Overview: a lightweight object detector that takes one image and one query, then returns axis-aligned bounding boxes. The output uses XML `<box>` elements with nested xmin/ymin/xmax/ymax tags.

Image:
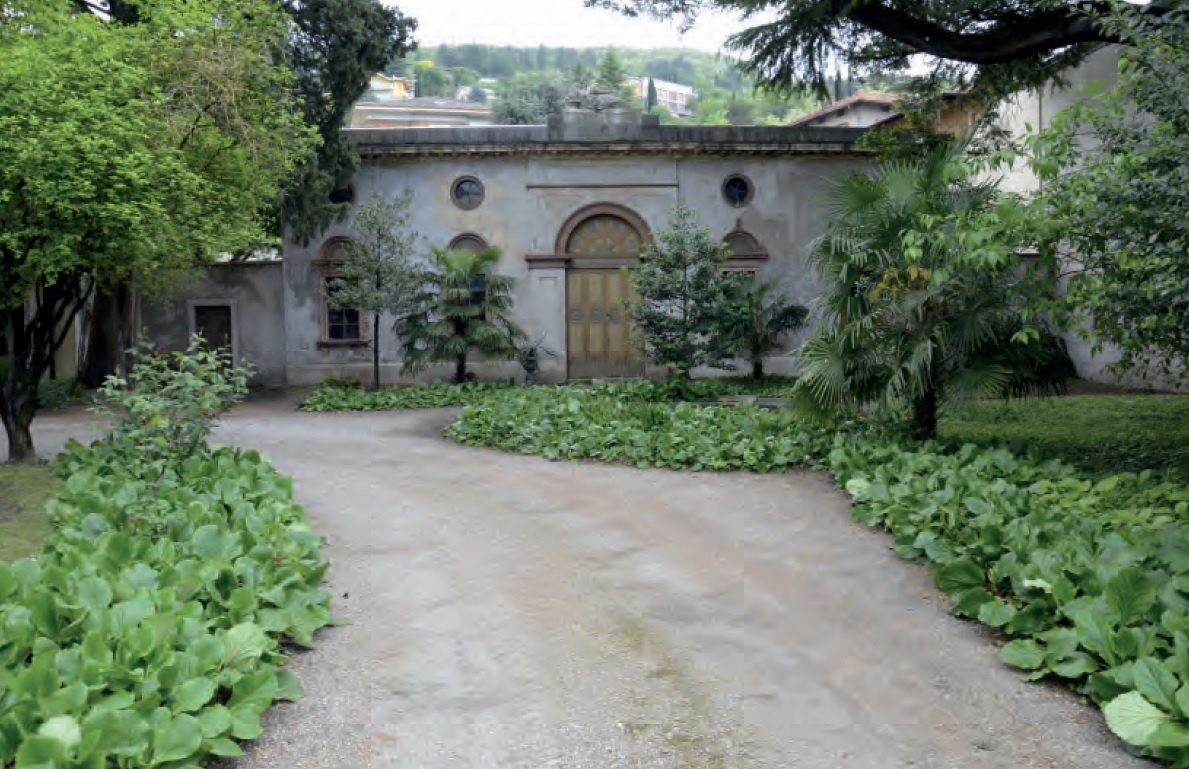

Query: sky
<box><xmin>387</xmin><ymin>0</ymin><xmax>750</xmax><ymax>53</ymax></box>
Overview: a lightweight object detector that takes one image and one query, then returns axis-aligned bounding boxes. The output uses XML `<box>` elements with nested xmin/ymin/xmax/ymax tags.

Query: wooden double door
<box><xmin>566</xmin><ymin>269</ymin><xmax>644</xmax><ymax>380</ymax></box>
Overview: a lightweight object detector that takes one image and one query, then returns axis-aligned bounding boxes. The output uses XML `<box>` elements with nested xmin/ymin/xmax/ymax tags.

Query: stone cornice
<box><xmin>347</xmin><ymin>124</ymin><xmax>872</xmax><ymax>160</ymax></box>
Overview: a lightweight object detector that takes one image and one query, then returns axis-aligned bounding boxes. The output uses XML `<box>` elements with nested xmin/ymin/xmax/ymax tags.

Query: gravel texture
<box><xmin>23</xmin><ymin>399</ymin><xmax>1152</xmax><ymax>769</ymax></box>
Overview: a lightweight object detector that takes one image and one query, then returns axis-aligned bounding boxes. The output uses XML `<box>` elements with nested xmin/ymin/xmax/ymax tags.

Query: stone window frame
<box><xmin>450</xmin><ymin>175</ymin><xmax>485</xmax><ymax>211</ymax></box>
<box><xmin>448</xmin><ymin>232</ymin><xmax>489</xmax><ymax>252</ymax></box>
<box><xmin>314</xmin><ymin>237</ymin><xmax>370</xmax><ymax>348</ymax></box>
<box><xmin>721</xmin><ymin>220</ymin><xmax>769</xmax><ymax>273</ymax></box>
<box><xmin>722</xmin><ymin>173</ymin><xmax>755</xmax><ymax>209</ymax></box>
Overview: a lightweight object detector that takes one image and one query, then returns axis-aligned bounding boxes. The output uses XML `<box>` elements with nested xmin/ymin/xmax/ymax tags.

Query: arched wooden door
<box><xmin>563</xmin><ymin>211</ymin><xmax>647</xmax><ymax>380</ymax></box>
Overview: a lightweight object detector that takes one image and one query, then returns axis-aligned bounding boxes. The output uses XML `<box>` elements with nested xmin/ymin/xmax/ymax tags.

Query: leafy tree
<box><xmin>626</xmin><ymin>204</ymin><xmax>738</xmax><ymax>379</ymax></box>
<box><xmin>327</xmin><ymin>193</ymin><xmax>425</xmax><ymax>391</ymax></box>
<box><xmin>723</xmin><ymin>278</ymin><xmax>808</xmax><ymax>379</ymax></box>
<box><xmin>494</xmin><ymin>72</ymin><xmax>572</xmax><ymax>124</ymax></box>
<box><xmin>278</xmin><ymin>0</ymin><xmax>416</xmax><ymax>245</ymax></box>
<box><xmin>74</xmin><ymin>0</ymin><xmax>415</xmax><ymax>387</ymax></box>
<box><xmin>413</xmin><ymin>60</ymin><xmax>452</xmax><ymax>97</ymax></box>
<box><xmin>468</xmin><ymin>85</ymin><xmax>489</xmax><ymax>103</ymax></box>
<box><xmin>588</xmin><ymin>0</ymin><xmax>1170</xmax><ymax>96</ymax></box>
<box><xmin>0</xmin><ymin>0</ymin><xmax>313</xmax><ymax>463</ymax></box>
<box><xmin>726</xmin><ymin>94</ymin><xmax>755</xmax><ymax>125</ymax></box>
<box><xmin>797</xmin><ymin>141</ymin><xmax>1073</xmax><ymax>440</ymax></box>
<box><xmin>394</xmin><ymin>248</ymin><xmax>526</xmax><ymax>384</ymax></box>
<box><xmin>1028</xmin><ymin>4</ymin><xmax>1189</xmax><ymax>382</ymax></box>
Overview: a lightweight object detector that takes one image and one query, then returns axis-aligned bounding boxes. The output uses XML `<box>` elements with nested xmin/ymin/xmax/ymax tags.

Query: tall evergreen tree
<box><xmin>596</xmin><ymin>47</ymin><xmax>631</xmax><ymax>96</ymax></box>
<box><xmin>280</xmin><ymin>0</ymin><xmax>417</xmax><ymax>246</ymax></box>
<box><xmin>646</xmin><ymin>77</ymin><xmax>659</xmax><ymax>111</ymax></box>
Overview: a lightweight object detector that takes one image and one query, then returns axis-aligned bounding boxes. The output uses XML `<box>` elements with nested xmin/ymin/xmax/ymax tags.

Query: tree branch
<box><xmin>845</xmin><ymin>1</ymin><xmax>1120</xmax><ymax>65</ymax></box>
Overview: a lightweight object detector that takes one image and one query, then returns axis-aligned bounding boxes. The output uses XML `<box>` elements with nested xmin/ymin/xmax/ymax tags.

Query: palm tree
<box><xmin>726</xmin><ymin>278</ymin><xmax>808</xmax><ymax>380</ymax></box>
<box><xmin>796</xmin><ymin>140</ymin><xmax>1073</xmax><ymax>440</ymax></box>
<box><xmin>394</xmin><ymin>248</ymin><xmax>526</xmax><ymax>384</ymax></box>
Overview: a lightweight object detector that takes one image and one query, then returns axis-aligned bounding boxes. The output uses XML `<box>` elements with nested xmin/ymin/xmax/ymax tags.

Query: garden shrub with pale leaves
<box><xmin>0</xmin><ymin>342</ymin><xmax>332</xmax><ymax>768</ymax></box>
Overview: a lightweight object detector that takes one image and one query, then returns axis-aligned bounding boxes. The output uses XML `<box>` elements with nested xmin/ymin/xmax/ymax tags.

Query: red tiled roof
<box><xmin>787</xmin><ymin>91</ymin><xmax>901</xmax><ymax>127</ymax></box>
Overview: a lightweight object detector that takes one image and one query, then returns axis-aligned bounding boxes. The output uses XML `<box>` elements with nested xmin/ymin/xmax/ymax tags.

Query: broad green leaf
<box><xmin>153</xmin><ymin>714</ymin><xmax>203</xmax><ymax>763</ymax></box>
<box><xmin>173</xmin><ymin>678</ymin><xmax>217</xmax><ymax>713</ymax></box>
<box><xmin>76</xmin><ymin>577</ymin><xmax>113</xmax><ymax>612</ymax></box>
<box><xmin>978</xmin><ymin>600</ymin><xmax>1017</xmax><ymax>628</ymax></box>
<box><xmin>230</xmin><ymin>707</ymin><xmax>264</xmax><ymax>740</ymax></box>
<box><xmin>82</xmin><ymin>709</ymin><xmax>149</xmax><ymax>756</ymax></box>
<box><xmin>1148</xmin><ymin>722</ymin><xmax>1189</xmax><ymax>747</ymax></box>
<box><xmin>14</xmin><ymin>736</ymin><xmax>68</xmax><ymax>769</ymax></box>
<box><xmin>1134</xmin><ymin>657</ymin><xmax>1181</xmax><ymax>714</ymax></box>
<box><xmin>38</xmin><ymin>716</ymin><xmax>81</xmax><ymax>749</ymax></box>
<box><xmin>276</xmin><ymin>669</ymin><xmax>304</xmax><ymax>702</ymax></box>
<box><xmin>1105</xmin><ymin>567</ymin><xmax>1157</xmax><ymax>625</ymax></box>
<box><xmin>193</xmin><ymin>525</ymin><xmax>240</xmax><ymax>560</ymax></box>
<box><xmin>208</xmin><ymin>737</ymin><xmax>245</xmax><ymax>757</ymax></box>
<box><xmin>1001</xmin><ymin>640</ymin><xmax>1045</xmax><ymax>670</ymax></box>
<box><xmin>228</xmin><ymin>671</ymin><xmax>280</xmax><ymax>713</ymax></box>
<box><xmin>223</xmin><ymin>623</ymin><xmax>269</xmax><ymax>669</ymax></box>
<box><xmin>935</xmin><ymin>559</ymin><xmax>983</xmax><ymax>596</ymax></box>
<box><xmin>1104</xmin><ymin>691</ymin><xmax>1172</xmax><ymax>746</ymax></box>
<box><xmin>197</xmin><ymin>706</ymin><xmax>232</xmax><ymax>739</ymax></box>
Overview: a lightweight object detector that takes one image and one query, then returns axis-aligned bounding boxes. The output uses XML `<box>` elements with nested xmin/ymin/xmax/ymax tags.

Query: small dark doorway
<box><xmin>194</xmin><ymin>304</ymin><xmax>233</xmax><ymax>357</ymax></box>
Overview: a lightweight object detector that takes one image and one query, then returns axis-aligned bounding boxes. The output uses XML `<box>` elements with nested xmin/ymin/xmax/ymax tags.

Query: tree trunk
<box><xmin>911</xmin><ymin>376</ymin><xmax>939</xmax><ymax>441</ymax></box>
<box><xmin>1</xmin><ymin>407</ymin><xmax>35</xmax><ymax>464</ymax></box>
<box><xmin>454</xmin><ymin>353</ymin><xmax>467</xmax><ymax>385</ymax></box>
<box><xmin>371</xmin><ymin>314</ymin><xmax>381</xmax><ymax>391</ymax></box>
<box><xmin>751</xmin><ymin>358</ymin><xmax>764</xmax><ymax>380</ymax></box>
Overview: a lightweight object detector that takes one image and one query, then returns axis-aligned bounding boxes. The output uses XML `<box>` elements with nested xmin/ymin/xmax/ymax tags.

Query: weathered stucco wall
<box><xmin>141</xmin><ymin>263</ymin><xmax>286</xmax><ymax>387</ymax></box>
<box><xmin>283</xmin><ymin>144</ymin><xmax>867</xmax><ymax>384</ymax></box>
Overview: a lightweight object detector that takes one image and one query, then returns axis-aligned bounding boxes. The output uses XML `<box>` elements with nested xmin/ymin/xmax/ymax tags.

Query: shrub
<box><xmin>0</xmin><ymin>345</ymin><xmax>331</xmax><ymax>767</ymax></box>
<box><xmin>299</xmin><ymin>381</ymin><xmax>515</xmax><ymax>412</ymax></box>
<box><xmin>447</xmin><ymin>385</ymin><xmax>837</xmax><ymax>471</ymax></box>
<box><xmin>35</xmin><ymin>379</ymin><xmax>82</xmax><ymax>411</ymax></box>
<box><xmin>92</xmin><ymin>339</ymin><xmax>249</xmax><ymax>470</ymax></box>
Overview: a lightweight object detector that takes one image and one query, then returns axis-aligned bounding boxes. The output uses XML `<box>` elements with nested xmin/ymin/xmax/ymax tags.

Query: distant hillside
<box><xmin>383</xmin><ymin>44</ymin><xmax>828</xmax><ymax>126</ymax></box>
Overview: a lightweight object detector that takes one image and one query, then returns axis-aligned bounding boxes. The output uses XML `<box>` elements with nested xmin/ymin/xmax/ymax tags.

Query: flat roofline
<box><xmin>347</xmin><ymin>124</ymin><xmax>870</xmax><ymax>158</ymax></box>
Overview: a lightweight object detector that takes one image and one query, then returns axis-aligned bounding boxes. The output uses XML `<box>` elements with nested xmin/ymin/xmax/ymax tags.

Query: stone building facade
<box><xmin>278</xmin><ymin>111</ymin><xmax>867</xmax><ymax>384</ymax></box>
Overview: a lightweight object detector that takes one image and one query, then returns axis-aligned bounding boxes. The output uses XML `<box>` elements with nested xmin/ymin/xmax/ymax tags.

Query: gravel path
<box><xmin>25</xmin><ymin>402</ymin><xmax>1149</xmax><ymax>768</ymax></box>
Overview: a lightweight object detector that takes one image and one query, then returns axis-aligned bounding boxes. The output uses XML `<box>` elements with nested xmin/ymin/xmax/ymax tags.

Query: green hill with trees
<box><xmin>383</xmin><ymin>44</ymin><xmax>840</xmax><ymax>126</ymax></box>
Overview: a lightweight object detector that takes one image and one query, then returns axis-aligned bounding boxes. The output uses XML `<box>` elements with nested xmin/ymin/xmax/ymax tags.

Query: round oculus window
<box><xmin>722</xmin><ymin>175</ymin><xmax>753</xmax><ymax>208</ymax></box>
<box><xmin>451</xmin><ymin>176</ymin><xmax>484</xmax><ymax>210</ymax></box>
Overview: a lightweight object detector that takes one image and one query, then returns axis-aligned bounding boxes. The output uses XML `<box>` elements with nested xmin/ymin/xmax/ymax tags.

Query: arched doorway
<box><xmin>558</xmin><ymin>205</ymin><xmax>649</xmax><ymax>379</ymax></box>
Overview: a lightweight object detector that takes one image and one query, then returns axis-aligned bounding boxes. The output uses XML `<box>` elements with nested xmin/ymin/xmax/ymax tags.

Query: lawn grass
<box><xmin>940</xmin><ymin>393</ymin><xmax>1189</xmax><ymax>477</ymax></box>
<box><xmin>0</xmin><ymin>463</ymin><xmax>57</xmax><ymax>562</ymax></box>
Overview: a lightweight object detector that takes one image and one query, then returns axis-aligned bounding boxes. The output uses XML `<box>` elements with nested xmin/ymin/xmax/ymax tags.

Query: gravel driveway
<box><xmin>25</xmin><ymin>401</ymin><xmax>1148</xmax><ymax>769</ymax></box>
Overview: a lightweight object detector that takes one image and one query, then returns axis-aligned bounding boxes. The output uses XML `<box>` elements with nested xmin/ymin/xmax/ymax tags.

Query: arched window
<box><xmin>315</xmin><ymin>238</ymin><xmax>363</xmax><ymax>344</ymax></box>
<box><xmin>721</xmin><ymin>223</ymin><xmax>769</xmax><ymax>275</ymax></box>
<box><xmin>565</xmin><ymin>215</ymin><xmax>644</xmax><ymax>258</ymax></box>
<box><xmin>449</xmin><ymin>233</ymin><xmax>488</xmax><ymax>253</ymax></box>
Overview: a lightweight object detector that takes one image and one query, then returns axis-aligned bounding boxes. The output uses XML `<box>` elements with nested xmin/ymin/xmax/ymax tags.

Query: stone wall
<box><xmin>284</xmin><ymin>143</ymin><xmax>868</xmax><ymax>384</ymax></box>
<box><xmin>140</xmin><ymin>262</ymin><xmax>286</xmax><ymax>387</ymax></box>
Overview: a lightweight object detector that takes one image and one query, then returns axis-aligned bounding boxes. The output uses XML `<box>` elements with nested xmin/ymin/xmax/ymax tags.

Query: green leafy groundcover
<box><xmin>299</xmin><ymin>377</ymin><xmax>798</xmax><ymax>414</ymax></box>
<box><xmin>0</xmin><ymin>439</ymin><xmax>333</xmax><ymax>768</ymax></box>
<box><xmin>298</xmin><ymin>381</ymin><xmax>514</xmax><ymax>411</ymax></box>
<box><xmin>450</xmin><ymin>386</ymin><xmax>1189</xmax><ymax>766</ymax></box>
